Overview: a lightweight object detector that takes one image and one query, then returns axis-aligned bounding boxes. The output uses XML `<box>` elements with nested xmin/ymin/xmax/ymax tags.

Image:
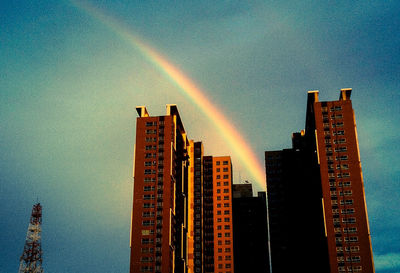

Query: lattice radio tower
<box><xmin>18</xmin><ymin>203</ymin><xmax>43</xmax><ymax>273</ymax></box>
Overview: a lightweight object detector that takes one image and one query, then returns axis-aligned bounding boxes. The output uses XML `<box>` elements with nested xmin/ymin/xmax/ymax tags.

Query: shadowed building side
<box><xmin>265</xmin><ymin>89</ymin><xmax>375</xmax><ymax>273</ymax></box>
<box><xmin>232</xmin><ymin>184</ymin><xmax>269</xmax><ymax>273</ymax></box>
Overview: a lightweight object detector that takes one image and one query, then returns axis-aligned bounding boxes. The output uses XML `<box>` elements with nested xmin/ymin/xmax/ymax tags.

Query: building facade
<box><xmin>265</xmin><ymin>89</ymin><xmax>374</xmax><ymax>273</ymax></box>
<box><xmin>312</xmin><ymin>89</ymin><xmax>375</xmax><ymax>273</ymax></box>
<box><xmin>193</xmin><ymin>142</ymin><xmax>204</xmax><ymax>273</ymax></box>
<box><xmin>203</xmin><ymin>156</ymin><xmax>215</xmax><ymax>273</ymax></box>
<box><xmin>130</xmin><ymin>105</ymin><xmax>190</xmax><ymax>273</ymax></box>
<box><xmin>232</xmin><ymin>184</ymin><xmax>269</xmax><ymax>273</ymax></box>
<box><xmin>211</xmin><ymin>156</ymin><xmax>234</xmax><ymax>273</ymax></box>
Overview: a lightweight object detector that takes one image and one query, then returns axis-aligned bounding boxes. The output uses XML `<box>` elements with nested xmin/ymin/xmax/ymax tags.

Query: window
<box><xmin>336</xmin><ymin>164</ymin><xmax>349</xmax><ymax>170</ymax></box>
<box><xmin>143</xmin><ymin>186</ymin><xmax>155</xmax><ymax>192</ymax></box>
<box><xmin>343</xmin><ymin>227</ymin><xmax>357</xmax><ymax>234</ymax></box>
<box><xmin>140</xmin><ymin>256</ymin><xmax>154</xmax><ymax>262</ymax></box>
<box><xmin>337</xmin><ymin>173</ymin><xmax>350</xmax><ymax>178</ymax></box>
<box><xmin>144</xmin><ymin>177</ymin><xmax>156</xmax><ymax>183</ymax></box>
<box><xmin>224</xmin><ymin>196</ymin><xmax>229</xmax><ymax>200</ymax></box>
<box><xmin>140</xmin><ymin>266</ymin><xmax>153</xmax><ymax>272</ymax></box>
<box><xmin>224</xmin><ymin>225</ymin><xmax>230</xmax><ymax>229</ymax></box>
<box><xmin>216</xmin><ymin>175</ymin><xmax>221</xmax><ymax>179</ymax></box>
<box><xmin>141</xmin><ymin>247</ymin><xmax>154</xmax><ymax>253</ymax></box>
<box><xmin>142</xmin><ymin>220</ymin><xmax>154</xmax><ymax>226</ymax></box>
<box><xmin>334</xmin><ymin>146</ymin><xmax>347</xmax><ymax>152</ymax></box>
<box><xmin>146</xmin><ymin>121</ymin><xmax>157</xmax><ymax>126</ymax></box>
<box><xmin>225</xmin><ymin>248</ymin><xmax>231</xmax><ymax>252</ymax></box>
<box><xmin>224</xmin><ymin>203</ymin><xmax>230</xmax><ymax>207</ymax></box>
<box><xmin>216</xmin><ymin>161</ymin><xmax>220</xmax><ymax>165</ymax></box>
<box><xmin>342</xmin><ymin>190</ymin><xmax>352</xmax><ymax>196</ymax></box>
<box><xmin>223</xmin><ymin>168</ymin><xmax>228</xmax><ymax>172</ymax></box>
<box><xmin>224</xmin><ymin>210</ymin><xmax>230</xmax><ymax>215</ymax></box>
<box><xmin>224</xmin><ymin>181</ymin><xmax>229</xmax><ymax>186</ymax></box>
<box><xmin>225</xmin><ymin>255</ymin><xmax>231</xmax><ymax>261</ymax></box>
<box><xmin>145</xmin><ymin>153</ymin><xmax>154</xmax><ymax>158</ymax></box>
<box><xmin>336</xmin><ymin>155</ymin><xmax>348</xmax><ymax>161</ymax></box>
<box><xmin>223</xmin><ymin>161</ymin><xmax>229</xmax><ymax>165</ymax></box>
<box><xmin>145</xmin><ymin>169</ymin><xmax>156</xmax><ymax>174</ymax></box>
<box><xmin>333</xmin><ymin>130</ymin><xmax>345</xmax><ymax>136</ymax></box>
<box><xmin>225</xmin><ymin>232</ymin><xmax>231</xmax><ymax>237</ymax></box>
<box><xmin>223</xmin><ymin>189</ymin><xmax>229</xmax><ymax>193</ymax></box>
<box><xmin>344</xmin><ymin>236</ymin><xmax>358</xmax><ymax>243</ymax></box>
<box><xmin>331</xmin><ymin>114</ymin><xmax>343</xmax><ymax>119</ymax></box>
<box><xmin>340</xmin><ymin>199</ymin><xmax>353</xmax><ymax>205</ymax></box>
<box><xmin>342</xmin><ymin>218</ymin><xmax>356</xmax><ymax>224</ymax></box>
<box><xmin>338</xmin><ymin>181</ymin><xmax>351</xmax><ymax>187</ymax></box>
<box><xmin>224</xmin><ymin>217</ymin><xmax>230</xmax><ymax>222</ymax></box>
<box><xmin>334</xmin><ymin>138</ymin><xmax>346</xmax><ymax>144</ymax></box>
<box><xmin>143</xmin><ymin>195</ymin><xmax>155</xmax><ymax>200</ymax></box>
<box><xmin>223</xmin><ymin>175</ymin><xmax>229</xmax><ymax>179</ymax></box>
<box><xmin>217</xmin><ymin>211</ymin><xmax>222</xmax><ymax>215</ymax></box>
<box><xmin>217</xmin><ymin>225</ymin><xmax>222</xmax><ymax>230</ymax></box>
<box><xmin>217</xmin><ymin>189</ymin><xmax>221</xmax><ymax>193</ymax></box>
<box><xmin>143</xmin><ymin>203</ymin><xmax>154</xmax><ymax>208</ymax></box>
<box><xmin>341</xmin><ymin>208</ymin><xmax>355</xmax><ymax>214</ymax></box>
<box><xmin>217</xmin><ymin>168</ymin><xmax>220</xmax><ymax>172</ymax></box>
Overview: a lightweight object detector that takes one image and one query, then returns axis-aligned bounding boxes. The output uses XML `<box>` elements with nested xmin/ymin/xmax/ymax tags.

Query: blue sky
<box><xmin>1</xmin><ymin>1</ymin><xmax>399</xmax><ymax>272</ymax></box>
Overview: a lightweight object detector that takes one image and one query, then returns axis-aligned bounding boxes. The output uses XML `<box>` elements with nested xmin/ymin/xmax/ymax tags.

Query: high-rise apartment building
<box><xmin>232</xmin><ymin>184</ymin><xmax>269</xmax><ymax>273</ymax></box>
<box><xmin>193</xmin><ymin>142</ymin><xmax>204</xmax><ymax>273</ymax></box>
<box><xmin>265</xmin><ymin>89</ymin><xmax>375</xmax><ymax>273</ymax></box>
<box><xmin>211</xmin><ymin>156</ymin><xmax>234</xmax><ymax>273</ymax></box>
<box><xmin>203</xmin><ymin>156</ymin><xmax>215</xmax><ymax>273</ymax></box>
<box><xmin>130</xmin><ymin>105</ymin><xmax>190</xmax><ymax>273</ymax></box>
<box><xmin>312</xmin><ymin>89</ymin><xmax>375</xmax><ymax>273</ymax></box>
<box><xmin>187</xmin><ymin>140</ymin><xmax>195</xmax><ymax>273</ymax></box>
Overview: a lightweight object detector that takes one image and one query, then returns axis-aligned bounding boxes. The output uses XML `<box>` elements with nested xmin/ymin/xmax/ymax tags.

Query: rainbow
<box><xmin>68</xmin><ymin>0</ymin><xmax>266</xmax><ymax>190</ymax></box>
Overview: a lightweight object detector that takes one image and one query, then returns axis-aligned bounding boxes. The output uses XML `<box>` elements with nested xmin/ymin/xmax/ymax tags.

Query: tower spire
<box><xmin>18</xmin><ymin>203</ymin><xmax>43</xmax><ymax>273</ymax></box>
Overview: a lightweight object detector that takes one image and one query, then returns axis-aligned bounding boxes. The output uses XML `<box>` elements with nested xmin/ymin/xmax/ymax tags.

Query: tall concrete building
<box><xmin>232</xmin><ymin>184</ymin><xmax>269</xmax><ymax>273</ymax></box>
<box><xmin>211</xmin><ymin>156</ymin><xmax>234</xmax><ymax>273</ymax></box>
<box><xmin>265</xmin><ymin>89</ymin><xmax>375</xmax><ymax>273</ymax></box>
<box><xmin>130</xmin><ymin>105</ymin><xmax>190</xmax><ymax>273</ymax></box>
<box><xmin>192</xmin><ymin>142</ymin><xmax>204</xmax><ymax>273</ymax></box>
<box><xmin>203</xmin><ymin>156</ymin><xmax>215</xmax><ymax>273</ymax></box>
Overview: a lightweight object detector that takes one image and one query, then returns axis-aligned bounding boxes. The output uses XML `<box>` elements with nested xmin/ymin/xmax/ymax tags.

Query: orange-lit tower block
<box><xmin>212</xmin><ymin>156</ymin><xmax>234</xmax><ymax>273</ymax></box>
<box><xmin>187</xmin><ymin>140</ymin><xmax>195</xmax><ymax>273</ymax></box>
<box><xmin>311</xmin><ymin>89</ymin><xmax>375</xmax><ymax>273</ymax></box>
<box><xmin>130</xmin><ymin>105</ymin><xmax>190</xmax><ymax>273</ymax></box>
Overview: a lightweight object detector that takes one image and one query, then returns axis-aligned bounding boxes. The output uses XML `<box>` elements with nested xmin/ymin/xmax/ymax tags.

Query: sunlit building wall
<box><xmin>311</xmin><ymin>89</ymin><xmax>375</xmax><ymax>273</ymax></box>
<box><xmin>265</xmin><ymin>89</ymin><xmax>375</xmax><ymax>273</ymax></box>
<box><xmin>187</xmin><ymin>140</ymin><xmax>195</xmax><ymax>273</ymax></box>
<box><xmin>212</xmin><ymin>156</ymin><xmax>234</xmax><ymax>273</ymax></box>
<box><xmin>130</xmin><ymin>105</ymin><xmax>189</xmax><ymax>273</ymax></box>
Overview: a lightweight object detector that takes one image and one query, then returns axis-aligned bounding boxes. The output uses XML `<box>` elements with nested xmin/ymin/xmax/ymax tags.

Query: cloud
<box><xmin>374</xmin><ymin>252</ymin><xmax>400</xmax><ymax>272</ymax></box>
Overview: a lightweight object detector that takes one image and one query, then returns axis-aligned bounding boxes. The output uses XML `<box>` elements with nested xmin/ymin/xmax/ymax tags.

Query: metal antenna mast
<box><xmin>18</xmin><ymin>203</ymin><xmax>43</xmax><ymax>273</ymax></box>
